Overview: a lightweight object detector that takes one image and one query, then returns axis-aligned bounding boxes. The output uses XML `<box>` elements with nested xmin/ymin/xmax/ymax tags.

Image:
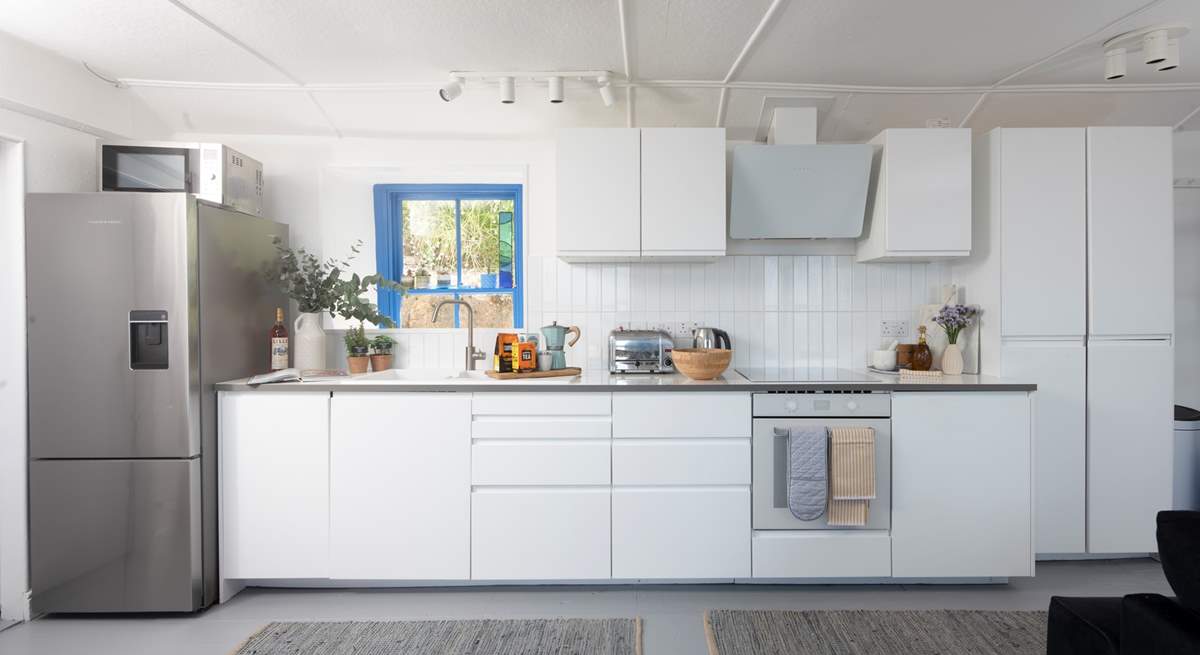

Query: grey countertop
<box><xmin>215</xmin><ymin>368</ymin><xmax>1036</xmax><ymax>393</ymax></box>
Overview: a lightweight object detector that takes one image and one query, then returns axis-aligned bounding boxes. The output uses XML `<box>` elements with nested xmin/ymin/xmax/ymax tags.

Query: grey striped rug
<box><xmin>704</xmin><ymin>609</ymin><xmax>1047</xmax><ymax>655</ymax></box>
<box><xmin>233</xmin><ymin>618</ymin><xmax>642</xmax><ymax>655</ymax></box>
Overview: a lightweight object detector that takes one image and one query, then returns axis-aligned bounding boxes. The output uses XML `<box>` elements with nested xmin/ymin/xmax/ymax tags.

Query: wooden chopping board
<box><xmin>484</xmin><ymin>367</ymin><xmax>582</xmax><ymax>380</ymax></box>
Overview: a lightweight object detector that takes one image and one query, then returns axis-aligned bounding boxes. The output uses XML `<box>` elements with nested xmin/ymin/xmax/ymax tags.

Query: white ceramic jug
<box><xmin>293</xmin><ymin>312</ymin><xmax>326</xmax><ymax>371</ymax></box>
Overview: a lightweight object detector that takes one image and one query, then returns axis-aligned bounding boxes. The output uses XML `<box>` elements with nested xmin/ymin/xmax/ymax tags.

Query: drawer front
<box><xmin>472</xmin><ymin>393</ymin><xmax>611</xmax><ymax>417</ymax></box>
<box><xmin>471</xmin><ymin>417</ymin><xmax>612</xmax><ymax>440</ymax></box>
<box><xmin>612</xmin><ymin>439</ymin><xmax>749</xmax><ymax>485</ymax></box>
<box><xmin>472</xmin><ymin>440</ymin><xmax>610</xmax><ymax>486</ymax></box>
<box><xmin>472</xmin><ymin>488</ymin><xmax>611</xmax><ymax>580</ymax></box>
<box><xmin>752</xmin><ymin>532</ymin><xmax>891</xmax><ymax>578</ymax></box>
<box><xmin>613</xmin><ymin>393</ymin><xmax>750</xmax><ymax>438</ymax></box>
<box><xmin>612</xmin><ymin>487</ymin><xmax>750</xmax><ymax>579</ymax></box>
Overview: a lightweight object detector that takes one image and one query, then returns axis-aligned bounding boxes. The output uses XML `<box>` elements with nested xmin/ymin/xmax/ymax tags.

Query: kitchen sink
<box><xmin>344</xmin><ymin>368</ymin><xmax>488</xmax><ymax>383</ymax></box>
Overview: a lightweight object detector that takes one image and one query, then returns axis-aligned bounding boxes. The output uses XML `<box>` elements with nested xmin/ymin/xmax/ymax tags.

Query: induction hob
<box><xmin>734</xmin><ymin>367</ymin><xmax>884</xmax><ymax>383</ymax></box>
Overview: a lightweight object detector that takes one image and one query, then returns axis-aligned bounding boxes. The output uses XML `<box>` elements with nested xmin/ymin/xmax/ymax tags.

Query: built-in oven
<box><xmin>99</xmin><ymin>141</ymin><xmax>264</xmax><ymax>215</ymax></box>
<box><xmin>751</xmin><ymin>391</ymin><xmax>891</xmax><ymax>530</ymax></box>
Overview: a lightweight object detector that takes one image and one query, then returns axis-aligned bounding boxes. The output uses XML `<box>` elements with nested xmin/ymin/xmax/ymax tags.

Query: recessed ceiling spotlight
<box><xmin>1104</xmin><ymin>47</ymin><xmax>1127</xmax><ymax>80</ymax></box>
<box><xmin>439</xmin><ymin>76</ymin><xmax>464</xmax><ymax>102</ymax></box>
<box><xmin>1143</xmin><ymin>29</ymin><xmax>1169</xmax><ymax>64</ymax></box>
<box><xmin>499</xmin><ymin>76</ymin><xmax>515</xmax><ymax>104</ymax></box>
<box><xmin>1159</xmin><ymin>39</ymin><xmax>1180</xmax><ymax>71</ymax></box>
<box><xmin>548</xmin><ymin>76</ymin><xmax>564</xmax><ymax>103</ymax></box>
<box><xmin>596</xmin><ymin>74</ymin><xmax>615</xmax><ymax>107</ymax></box>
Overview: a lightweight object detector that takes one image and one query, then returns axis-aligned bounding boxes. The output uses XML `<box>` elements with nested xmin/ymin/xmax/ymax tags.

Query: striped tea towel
<box><xmin>828</xmin><ymin>426</ymin><xmax>875</xmax><ymax>526</ymax></box>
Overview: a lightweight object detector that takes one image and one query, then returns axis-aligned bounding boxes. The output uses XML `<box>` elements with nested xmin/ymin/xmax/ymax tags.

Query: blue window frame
<box><xmin>373</xmin><ymin>183</ymin><xmax>523</xmax><ymax>328</ymax></box>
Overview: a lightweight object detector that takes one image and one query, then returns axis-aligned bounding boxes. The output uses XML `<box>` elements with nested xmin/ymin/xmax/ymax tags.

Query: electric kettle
<box><xmin>692</xmin><ymin>327</ymin><xmax>731</xmax><ymax>350</ymax></box>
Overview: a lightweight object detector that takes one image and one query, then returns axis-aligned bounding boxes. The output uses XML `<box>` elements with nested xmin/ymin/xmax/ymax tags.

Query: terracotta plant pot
<box><xmin>369</xmin><ymin>354</ymin><xmax>393</xmax><ymax>371</ymax></box>
<box><xmin>347</xmin><ymin>355</ymin><xmax>370</xmax><ymax>374</ymax></box>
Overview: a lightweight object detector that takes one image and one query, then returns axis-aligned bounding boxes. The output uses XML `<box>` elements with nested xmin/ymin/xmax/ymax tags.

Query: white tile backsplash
<box><xmin>329</xmin><ymin>255</ymin><xmax>954</xmax><ymax>371</ymax></box>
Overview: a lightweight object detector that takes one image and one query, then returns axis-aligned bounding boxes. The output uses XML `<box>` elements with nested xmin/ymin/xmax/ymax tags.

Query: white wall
<box><xmin>1175</xmin><ymin>132</ymin><xmax>1200</xmax><ymax>410</ymax></box>
<box><xmin>0</xmin><ymin>138</ymin><xmax>27</xmax><ymax>622</ymax></box>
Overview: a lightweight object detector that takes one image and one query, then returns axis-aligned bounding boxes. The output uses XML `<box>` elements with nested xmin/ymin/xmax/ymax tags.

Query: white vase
<box><xmin>941</xmin><ymin>343</ymin><xmax>964</xmax><ymax>375</ymax></box>
<box><xmin>293</xmin><ymin>312</ymin><xmax>325</xmax><ymax>371</ymax></box>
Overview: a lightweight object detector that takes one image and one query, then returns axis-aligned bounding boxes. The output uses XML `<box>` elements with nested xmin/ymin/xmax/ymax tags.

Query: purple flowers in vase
<box><xmin>931</xmin><ymin>304</ymin><xmax>979</xmax><ymax>344</ymax></box>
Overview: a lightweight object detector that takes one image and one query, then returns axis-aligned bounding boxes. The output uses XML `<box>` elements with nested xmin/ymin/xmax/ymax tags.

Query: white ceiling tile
<box><xmin>633</xmin><ymin>87</ymin><xmax>722</xmax><ymax>127</ymax></box>
<box><xmin>966</xmin><ymin>91</ymin><xmax>1200</xmax><ymax>131</ymax></box>
<box><xmin>823</xmin><ymin>93</ymin><xmax>984</xmax><ymax>141</ymax></box>
<box><xmin>738</xmin><ymin>0</ymin><xmax>1149</xmax><ymax>86</ymax></box>
<box><xmin>0</xmin><ymin>0</ymin><xmax>290</xmax><ymax>82</ymax></box>
<box><xmin>631</xmin><ymin>0</ymin><xmax>774</xmax><ymax>79</ymax></box>
<box><xmin>128</xmin><ymin>87</ymin><xmax>335</xmax><ymax>135</ymax></box>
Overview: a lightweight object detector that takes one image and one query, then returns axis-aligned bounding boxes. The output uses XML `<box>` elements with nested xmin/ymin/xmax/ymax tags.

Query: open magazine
<box><xmin>246</xmin><ymin>368</ymin><xmax>350</xmax><ymax>385</ymax></box>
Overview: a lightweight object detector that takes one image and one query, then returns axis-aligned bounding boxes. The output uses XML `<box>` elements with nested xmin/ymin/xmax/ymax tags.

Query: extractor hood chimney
<box><xmin>730</xmin><ymin>107</ymin><xmax>873</xmax><ymax>239</ymax></box>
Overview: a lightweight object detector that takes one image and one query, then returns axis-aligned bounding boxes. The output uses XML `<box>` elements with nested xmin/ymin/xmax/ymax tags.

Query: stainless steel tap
<box><xmin>433</xmin><ymin>299</ymin><xmax>487</xmax><ymax>371</ymax></box>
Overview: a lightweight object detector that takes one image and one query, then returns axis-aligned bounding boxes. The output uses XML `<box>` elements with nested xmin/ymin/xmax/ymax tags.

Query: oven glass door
<box><xmin>102</xmin><ymin>146</ymin><xmax>191</xmax><ymax>193</ymax></box>
<box><xmin>752</xmin><ymin>417</ymin><xmax>891</xmax><ymax>530</ymax></box>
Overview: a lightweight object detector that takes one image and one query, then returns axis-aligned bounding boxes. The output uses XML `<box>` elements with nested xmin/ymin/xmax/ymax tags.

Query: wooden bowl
<box><xmin>671</xmin><ymin>348</ymin><xmax>733</xmax><ymax>380</ymax></box>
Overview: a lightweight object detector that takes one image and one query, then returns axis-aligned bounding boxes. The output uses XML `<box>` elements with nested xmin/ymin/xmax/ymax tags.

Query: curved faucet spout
<box><xmin>433</xmin><ymin>300</ymin><xmax>486</xmax><ymax>371</ymax></box>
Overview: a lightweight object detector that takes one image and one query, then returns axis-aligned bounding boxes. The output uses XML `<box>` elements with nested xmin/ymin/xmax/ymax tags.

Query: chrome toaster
<box><xmin>609</xmin><ymin>328</ymin><xmax>674</xmax><ymax>373</ymax></box>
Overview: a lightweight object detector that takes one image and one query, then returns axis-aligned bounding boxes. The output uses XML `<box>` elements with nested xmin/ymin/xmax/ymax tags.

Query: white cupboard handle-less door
<box><xmin>329</xmin><ymin>393</ymin><xmax>471</xmax><ymax>580</ymax></box>
<box><xmin>556</xmin><ymin>129</ymin><xmax>641</xmax><ymax>257</ymax></box>
<box><xmin>640</xmin><ymin>128</ymin><xmax>727</xmax><ymax>257</ymax></box>
<box><xmin>472</xmin><ymin>487</ymin><xmax>611</xmax><ymax>580</ymax></box>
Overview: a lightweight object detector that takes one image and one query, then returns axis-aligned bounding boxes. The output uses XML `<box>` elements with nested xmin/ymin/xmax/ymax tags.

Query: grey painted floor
<box><xmin>0</xmin><ymin>559</ymin><xmax>1173</xmax><ymax>655</ymax></box>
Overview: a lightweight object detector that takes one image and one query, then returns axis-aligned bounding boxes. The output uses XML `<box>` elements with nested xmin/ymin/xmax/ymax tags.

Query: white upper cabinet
<box><xmin>997</xmin><ymin>128</ymin><xmax>1087</xmax><ymax>338</ymax></box>
<box><xmin>556</xmin><ymin>128</ymin><xmax>641</xmax><ymax>258</ymax></box>
<box><xmin>856</xmin><ymin>128</ymin><xmax>972</xmax><ymax>263</ymax></box>
<box><xmin>1087</xmin><ymin>127</ymin><xmax>1174</xmax><ymax>337</ymax></box>
<box><xmin>640</xmin><ymin>128</ymin><xmax>727</xmax><ymax>257</ymax></box>
<box><xmin>557</xmin><ymin>128</ymin><xmax>726</xmax><ymax>260</ymax></box>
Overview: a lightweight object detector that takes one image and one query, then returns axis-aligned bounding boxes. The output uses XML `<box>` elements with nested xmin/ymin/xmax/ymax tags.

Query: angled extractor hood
<box><xmin>729</xmin><ymin>143</ymin><xmax>875</xmax><ymax>239</ymax></box>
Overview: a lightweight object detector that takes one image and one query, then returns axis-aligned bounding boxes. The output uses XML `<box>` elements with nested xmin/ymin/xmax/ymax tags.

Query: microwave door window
<box><xmin>115</xmin><ymin>152</ymin><xmax>187</xmax><ymax>191</ymax></box>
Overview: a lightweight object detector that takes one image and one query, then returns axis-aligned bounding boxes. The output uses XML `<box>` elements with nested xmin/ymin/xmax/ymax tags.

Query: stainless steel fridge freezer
<box><xmin>25</xmin><ymin>192</ymin><xmax>287</xmax><ymax>613</ymax></box>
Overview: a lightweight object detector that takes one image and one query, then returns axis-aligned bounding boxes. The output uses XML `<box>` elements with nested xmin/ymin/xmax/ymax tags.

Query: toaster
<box><xmin>609</xmin><ymin>328</ymin><xmax>674</xmax><ymax>373</ymax></box>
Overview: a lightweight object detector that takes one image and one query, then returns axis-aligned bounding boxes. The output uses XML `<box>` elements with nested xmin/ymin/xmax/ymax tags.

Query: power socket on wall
<box><xmin>880</xmin><ymin>320</ymin><xmax>909</xmax><ymax>339</ymax></box>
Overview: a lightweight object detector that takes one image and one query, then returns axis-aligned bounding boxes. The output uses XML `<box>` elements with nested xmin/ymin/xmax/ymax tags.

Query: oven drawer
<box><xmin>752</xmin><ymin>531</ymin><xmax>891</xmax><ymax>578</ymax></box>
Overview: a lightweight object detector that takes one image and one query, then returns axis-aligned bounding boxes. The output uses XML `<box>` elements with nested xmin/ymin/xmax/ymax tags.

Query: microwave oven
<box><xmin>99</xmin><ymin>141</ymin><xmax>264</xmax><ymax>215</ymax></box>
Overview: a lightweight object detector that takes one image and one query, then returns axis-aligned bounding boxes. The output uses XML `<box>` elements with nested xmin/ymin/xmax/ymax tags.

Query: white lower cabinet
<box><xmin>329</xmin><ymin>393</ymin><xmax>471</xmax><ymax>580</ymax></box>
<box><xmin>891</xmin><ymin>392</ymin><xmax>1034</xmax><ymax>578</ymax></box>
<box><xmin>753</xmin><ymin>532</ymin><xmax>891</xmax><ymax>579</ymax></box>
<box><xmin>220</xmin><ymin>392</ymin><xmax>330</xmax><ymax>579</ymax></box>
<box><xmin>472</xmin><ymin>488</ymin><xmax>611</xmax><ymax>580</ymax></box>
<box><xmin>612</xmin><ymin>487</ymin><xmax>749</xmax><ymax>579</ymax></box>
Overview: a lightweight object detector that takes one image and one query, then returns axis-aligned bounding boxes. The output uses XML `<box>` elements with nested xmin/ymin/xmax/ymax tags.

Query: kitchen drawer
<box><xmin>613</xmin><ymin>393</ymin><xmax>750</xmax><ymax>438</ymax></box>
<box><xmin>752</xmin><ymin>531</ymin><xmax>891</xmax><ymax>578</ymax></box>
<box><xmin>472</xmin><ymin>487</ymin><xmax>610</xmax><ymax>580</ymax></box>
<box><xmin>612</xmin><ymin>439</ymin><xmax>749</xmax><ymax>485</ymax></box>
<box><xmin>472</xmin><ymin>440</ymin><xmax>610</xmax><ymax>486</ymax></box>
<box><xmin>471</xmin><ymin>417</ymin><xmax>611</xmax><ymax>439</ymax></box>
<box><xmin>472</xmin><ymin>393</ymin><xmax>611</xmax><ymax>417</ymax></box>
<box><xmin>612</xmin><ymin>487</ymin><xmax>750</xmax><ymax>579</ymax></box>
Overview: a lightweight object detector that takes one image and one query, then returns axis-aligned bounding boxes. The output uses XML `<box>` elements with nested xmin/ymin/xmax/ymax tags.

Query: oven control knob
<box><xmin>846</xmin><ymin>401</ymin><xmax>859</xmax><ymax>411</ymax></box>
<box><xmin>784</xmin><ymin>400</ymin><xmax>798</xmax><ymax>412</ymax></box>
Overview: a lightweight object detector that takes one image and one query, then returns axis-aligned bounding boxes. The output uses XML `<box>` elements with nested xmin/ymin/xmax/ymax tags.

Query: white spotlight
<box><xmin>548</xmin><ymin>76</ymin><xmax>564</xmax><ymax>103</ymax></box>
<box><xmin>1158</xmin><ymin>39</ymin><xmax>1180</xmax><ymax>71</ymax></box>
<box><xmin>1104</xmin><ymin>48</ymin><xmax>1127</xmax><ymax>80</ymax></box>
<box><xmin>439</xmin><ymin>76</ymin><xmax>464</xmax><ymax>102</ymax></box>
<box><xmin>596</xmin><ymin>74</ymin><xmax>614</xmax><ymax>107</ymax></box>
<box><xmin>499</xmin><ymin>76</ymin><xmax>515</xmax><ymax>104</ymax></box>
<box><xmin>1144</xmin><ymin>29</ymin><xmax>1169</xmax><ymax>64</ymax></box>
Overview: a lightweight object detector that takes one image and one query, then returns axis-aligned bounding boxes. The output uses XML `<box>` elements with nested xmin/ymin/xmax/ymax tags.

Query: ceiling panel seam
<box><xmin>957</xmin><ymin>0</ymin><xmax>1170</xmax><ymax>128</ymax></box>
<box><xmin>715</xmin><ymin>0</ymin><xmax>790</xmax><ymax>126</ymax></box>
<box><xmin>1175</xmin><ymin>102</ymin><xmax>1200</xmax><ymax>129</ymax></box>
<box><xmin>162</xmin><ymin>0</ymin><xmax>343</xmax><ymax>137</ymax></box>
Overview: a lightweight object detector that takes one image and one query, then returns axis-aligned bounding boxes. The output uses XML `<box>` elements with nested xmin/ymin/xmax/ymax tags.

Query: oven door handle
<box><xmin>773</xmin><ymin>427</ymin><xmax>789</xmax><ymax>438</ymax></box>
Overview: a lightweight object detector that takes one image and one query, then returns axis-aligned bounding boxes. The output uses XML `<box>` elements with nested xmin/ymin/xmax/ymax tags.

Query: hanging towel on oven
<box><xmin>787</xmin><ymin>426</ymin><xmax>828</xmax><ymax>521</ymax></box>
<box><xmin>828</xmin><ymin>426</ymin><xmax>875</xmax><ymax>526</ymax></box>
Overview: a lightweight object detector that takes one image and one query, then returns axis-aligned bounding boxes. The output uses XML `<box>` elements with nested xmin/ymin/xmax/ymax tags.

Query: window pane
<box><xmin>402</xmin><ymin>200</ymin><xmax>457</xmax><ymax>288</ymax></box>
<box><xmin>460</xmin><ymin>199</ymin><xmax>516</xmax><ymax>289</ymax></box>
<box><xmin>401</xmin><ymin>294</ymin><xmax>456</xmax><ymax>328</ymax></box>
<box><xmin>459</xmin><ymin>294</ymin><xmax>515</xmax><ymax>328</ymax></box>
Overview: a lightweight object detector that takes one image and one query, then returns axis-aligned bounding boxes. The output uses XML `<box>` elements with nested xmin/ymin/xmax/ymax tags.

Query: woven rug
<box><xmin>233</xmin><ymin>618</ymin><xmax>642</xmax><ymax>655</ymax></box>
<box><xmin>704</xmin><ymin>609</ymin><xmax>1047</xmax><ymax>655</ymax></box>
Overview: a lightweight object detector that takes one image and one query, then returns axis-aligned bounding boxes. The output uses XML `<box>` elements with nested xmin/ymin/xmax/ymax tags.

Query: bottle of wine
<box><xmin>270</xmin><ymin>307</ymin><xmax>289</xmax><ymax>371</ymax></box>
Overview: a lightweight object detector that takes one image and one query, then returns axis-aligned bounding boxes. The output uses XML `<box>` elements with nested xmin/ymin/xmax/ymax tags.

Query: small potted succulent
<box><xmin>370</xmin><ymin>335</ymin><xmax>395</xmax><ymax>371</ymax></box>
<box><xmin>344</xmin><ymin>326</ymin><xmax>371</xmax><ymax>374</ymax></box>
<box><xmin>414</xmin><ymin>267</ymin><xmax>431</xmax><ymax>289</ymax></box>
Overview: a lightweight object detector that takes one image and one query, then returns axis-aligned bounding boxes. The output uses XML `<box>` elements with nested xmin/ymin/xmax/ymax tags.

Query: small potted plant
<box><xmin>344</xmin><ymin>326</ymin><xmax>371</xmax><ymax>374</ymax></box>
<box><xmin>370</xmin><ymin>335</ymin><xmax>395</xmax><ymax>371</ymax></box>
<box><xmin>414</xmin><ymin>267</ymin><xmax>430</xmax><ymax>289</ymax></box>
<box><xmin>931</xmin><ymin>304</ymin><xmax>979</xmax><ymax>375</ymax></box>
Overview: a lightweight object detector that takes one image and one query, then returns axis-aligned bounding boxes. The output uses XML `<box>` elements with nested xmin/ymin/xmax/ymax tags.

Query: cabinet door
<box><xmin>329</xmin><ymin>393</ymin><xmax>470</xmax><ymax>579</ymax></box>
<box><xmin>472</xmin><ymin>488</ymin><xmax>610</xmax><ymax>580</ymax></box>
<box><xmin>883</xmin><ymin>128</ymin><xmax>972</xmax><ymax>253</ymax></box>
<box><xmin>891</xmin><ymin>392</ymin><xmax>1033</xmax><ymax>578</ymax></box>
<box><xmin>998</xmin><ymin>129</ymin><xmax>1087</xmax><ymax>338</ymax></box>
<box><xmin>640</xmin><ymin>128</ymin><xmax>726</xmax><ymax>256</ymax></box>
<box><xmin>1087</xmin><ymin>340</ymin><xmax>1174</xmax><ymax>553</ymax></box>
<box><xmin>556</xmin><ymin>128</ymin><xmax>640</xmax><ymax>257</ymax></box>
<box><xmin>220</xmin><ymin>392</ymin><xmax>329</xmax><ymax>579</ymax></box>
<box><xmin>1002</xmin><ymin>341</ymin><xmax>1086</xmax><ymax>554</ymax></box>
<box><xmin>1087</xmin><ymin>127</ymin><xmax>1174</xmax><ymax>337</ymax></box>
<box><xmin>612</xmin><ymin>487</ymin><xmax>749</xmax><ymax>579</ymax></box>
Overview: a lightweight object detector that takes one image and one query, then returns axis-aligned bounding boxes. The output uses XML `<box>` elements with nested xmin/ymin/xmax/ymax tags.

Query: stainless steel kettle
<box><xmin>692</xmin><ymin>327</ymin><xmax>731</xmax><ymax>350</ymax></box>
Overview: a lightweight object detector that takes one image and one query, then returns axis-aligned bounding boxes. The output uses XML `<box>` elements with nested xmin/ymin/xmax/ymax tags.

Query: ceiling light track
<box><xmin>1102</xmin><ymin>23</ymin><xmax>1190</xmax><ymax>81</ymax></box>
<box><xmin>435</xmin><ymin>70</ymin><xmax>617</xmax><ymax>106</ymax></box>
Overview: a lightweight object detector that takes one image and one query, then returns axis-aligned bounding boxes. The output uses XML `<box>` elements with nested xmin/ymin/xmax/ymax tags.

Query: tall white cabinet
<box><xmin>964</xmin><ymin>126</ymin><xmax>1174</xmax><ymax>555</ymax></box>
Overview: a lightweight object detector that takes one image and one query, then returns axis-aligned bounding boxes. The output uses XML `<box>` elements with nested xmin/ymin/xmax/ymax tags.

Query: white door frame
<box><xmin>0</xmin><ymin>132</ymin><xmax>29</xmax><ymax>622</ymax></box>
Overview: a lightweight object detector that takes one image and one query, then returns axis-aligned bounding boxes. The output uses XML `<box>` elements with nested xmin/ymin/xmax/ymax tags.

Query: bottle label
<box><xmin>271</xmin><ymin>337</ymin><xmax>289</xmax><ymax>370</ymax></box>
